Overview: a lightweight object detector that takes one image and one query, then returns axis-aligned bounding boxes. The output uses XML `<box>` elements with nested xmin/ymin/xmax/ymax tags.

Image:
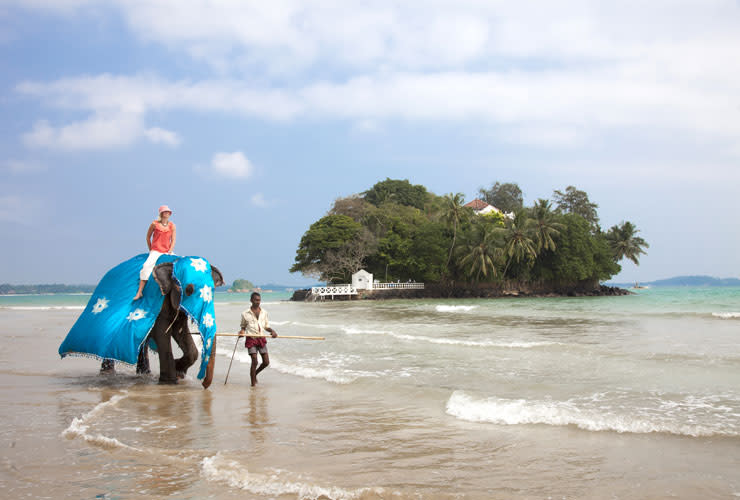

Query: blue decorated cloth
<box><xmin>59</xmin><ymin>254</ymin><xmax>218</xmax><ymax>380</ymax></box>
<box><xmin>173</xmin><ymin>256</ymin><xmax>217</xmax><ymax>379</ymax></box>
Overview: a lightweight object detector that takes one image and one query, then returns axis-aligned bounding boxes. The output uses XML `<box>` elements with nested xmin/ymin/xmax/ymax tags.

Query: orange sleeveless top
<box><xmin>151</xmin><ymin>221</ymin><xmax>175</xmax><ymax>253</ymax></box>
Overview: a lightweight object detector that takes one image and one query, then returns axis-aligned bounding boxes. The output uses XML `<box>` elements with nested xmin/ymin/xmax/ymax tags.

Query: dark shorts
<box><xmin>248</xmin><ymin>345</ymin><xmax>268</xmax><ymax>355</ymax></box>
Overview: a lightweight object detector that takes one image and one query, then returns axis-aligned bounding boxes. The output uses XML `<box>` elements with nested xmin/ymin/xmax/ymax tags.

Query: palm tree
<box><xmin>442</xmin><ymin>193</ymin><xmax>468</xmax><ymax>270</ymax></box>
<box><xmin>606</xmin><ymin>221</ymin><xmax>649</xmax><ymax>265</ymax></box>
<box><xmin>498</xmin><ymin>211</ymin><xmax>537</xmax><ymax>277</ymax></box>
<box><xmin>526</xmin><ymin>199</ymin><xmax>564</xmax><ymax>253</ymax></box>
<box><xmin>459</xmin><ymin>226</ymin><xmax>502</xmax><ymax>282</ymax></box>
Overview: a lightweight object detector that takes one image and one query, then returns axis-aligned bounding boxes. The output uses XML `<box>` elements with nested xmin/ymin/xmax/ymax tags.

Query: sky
<box><xmin>1</xmin><ymin>1</ymin><xmax>739</xmax><ymax>287</ymax></box>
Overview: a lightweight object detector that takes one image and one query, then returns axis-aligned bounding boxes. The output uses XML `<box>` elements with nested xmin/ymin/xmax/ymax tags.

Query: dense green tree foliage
<box><xmin>532</xmin><ymin>214</ymin><xmax>620</xmax><ymax>284</ymax></box>
<box><xmin>292</xmin><ymin>179</ymin><xmax>645</xmax><ymax>286</ymax></box>
<box><xmin>459</xmin><ymin>224</ymin><xmax>502</xmax><ymax>282</ymax></box>
<box><xmin>478</xmin><ymin>182</ymin><xmax>524</xmax><ymax>213</ymax></box>
<box><xmin>328</xmin><ymin>195</ymin><xmax>372</xmax><ymax>222</ymax></box>
<box><xmin>441</xmin><ymin>192</ymin><xmax>469</xmax><ymax>271</ymax></box>
<box><xmin>553</xmin><ymin>185</ymin><xmax>600</xmax><ymax>232</ymax></box>
<box><xmin>363</xmin><ymin>178</ymin><xmax>429</xmax><ymax>210</ymax></box>
<box><xmin>230</xmin><ymin>279</ymin><xmax>255</xmax><ymax>291</ymax></box>
<box><xmin>526</xmin><ymin>199</ymin><xmax>564</xmax><ymax>253</ymax></box>
<box><xmin>290</xmin><ymin>214</ymin><xmax>363</xmax><ymax>280</ymax></box>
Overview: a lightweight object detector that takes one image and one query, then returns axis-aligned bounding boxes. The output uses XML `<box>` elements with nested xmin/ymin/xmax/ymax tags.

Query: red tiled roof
<box><xmin>464</xmin><ymin>199</ymin><xmax>491</xmax><ymax>210</ymax></box>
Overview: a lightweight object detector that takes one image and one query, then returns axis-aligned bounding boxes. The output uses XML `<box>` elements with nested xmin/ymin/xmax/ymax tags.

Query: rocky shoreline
<box><xmin>290</xmin><ymin>282</ymin><xmax>632</xmax><ymax>301</ymax></box>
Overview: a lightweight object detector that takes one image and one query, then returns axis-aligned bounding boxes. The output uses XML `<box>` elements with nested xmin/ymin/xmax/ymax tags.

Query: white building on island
<box><xmin>351</xmin><ymin>269</ymin><xmax>373</xmax><ymax>290</ymax></box>
<box><xmin>310</xmin><ymin>269</ymin><xmax>424</xmax><ymax>299</ymax></box>
<box><xmin>464</xmin><ymin>198</ymin><xmax>514</xmax><ymax>219</ymax></box>
<box><xmin>464</xmin><ymin>198</ymin><xmax>500</xmax><ymax>215</ymax></box>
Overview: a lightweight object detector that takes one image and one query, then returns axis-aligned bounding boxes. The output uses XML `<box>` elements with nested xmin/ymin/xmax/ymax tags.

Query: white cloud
<box><xmin>22</xmin><ymin>112</ymin><xmax>144</xmax><ymax>150</ymax></box>
<box><xmin>17</xmin><ymin>70</ymin><xmax>740</xmax><ymax>150</ymax></box>
<box><xmin>3</xmin><ymin>159</ymin><xmax>45</xmax><ymax>173</ymax></box>
<box><xmin>501</xmin><ymin>125</ymin><xmax>586</xmax><ymax>149</ymax></box>
<box><xmin>250</xmin><ymin>192</ymin><xmax>267</xmax><ymax>207</ymax></box>
<box><xmin>0</xmin><ymin>195</ymin><xmax>41</xmax><ymax>223</ymax></box>
<box><xmin>210</xmin><ymin>151</ymin><xmax>253</xmax><ymax>178</ymax></box>
<box><xmin>144</xmin><ymin>127</ymin><xmax>181</xmax><ymax>147</ymax></box>
<box><xmin>14</xmin><ymin>1</ymin><xmax>740</xmax><ymax>75</ymax></box>
<box><xmin>11</xmin><ymin>1</ymin><xmax>740</xmax><ymax>151</ymax></box>
<box><xmin>352</xmin><ymin>119</ymin><xmax>382</xmax><ymax>134</ymax></box>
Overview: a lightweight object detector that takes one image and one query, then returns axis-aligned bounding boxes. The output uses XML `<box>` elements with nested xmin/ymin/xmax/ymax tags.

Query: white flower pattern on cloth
<box><xmin>92</xmin><ymin>297</ymin><xmax>109</xmax><ymax>314</ymax></box>
<box><xmin>127</xmin><ymin>308</ymin><xmax>147</xmax><ymax>321</ymax></box>
<box><xmin>199</xmin><ymin>285</ymin><xmax>212</xmax><ymax>303</ymax></box>
<box><xmin>173</xmin><ymin>255</ymin><xmax>217</xmax><ymax>380</ymax></box>
<box><xmin>202</xmin><ymin>312</ymin><xmax>214</xmax><ymax>328</ymax></box>
<box><xmin>190</xmin><ymin>258</ymin><xmax>208</xmax><ymax>273</ymax></box>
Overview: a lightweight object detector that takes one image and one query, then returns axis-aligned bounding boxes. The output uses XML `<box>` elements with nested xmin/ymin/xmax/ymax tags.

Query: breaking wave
<box><xmin>445</xmin><ymin>390</ymin><xmax>740</xmax><ymax>437</ymax></box>
<box><xmin>435</xmin><ymin>305</ymin><xmax>478</xmax><ymax>312</ymax></box>
<box><xmin>201</xmin><ymin>453</ymin><xmax>384</xmax><ymax>500</ymax></box>
<box><xmin>712</xmin><ymin>312</ymin><xmax>740</xmax><ymax>319</ymax></box>
<box><xmin>270</xmin><ymin>359</ymin><xmax>360</xmax><ymax>385</ymax></box>
<box><xmin>61</xmin><ymin>393</ymin><xmax>141</xmax><ymax>451</ymax></box>
<box><xmin>342</xmin><ymin>327</ymin><xmax>554</xmax><ymax>348</ymax></box>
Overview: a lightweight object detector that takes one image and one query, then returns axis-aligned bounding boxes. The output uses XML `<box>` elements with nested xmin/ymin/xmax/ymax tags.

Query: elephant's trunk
<box><xmin>202</xmin><ymin>336</ymin><xmax>216</xmax><ymax>389</ymax></box>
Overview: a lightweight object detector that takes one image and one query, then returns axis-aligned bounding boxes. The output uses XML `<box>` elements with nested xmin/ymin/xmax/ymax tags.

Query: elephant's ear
<box><xmin>211</xmin><ymin>265</ymin><xmax>224</xmax><ymax>287</ymax></box>
<box><xmin>152</xmin><ymin>262</ymin><xmax>175</xmax><ymax>295</ymax></box>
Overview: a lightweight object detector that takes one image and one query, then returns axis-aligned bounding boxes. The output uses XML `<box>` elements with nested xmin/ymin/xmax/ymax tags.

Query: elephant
<box><xmin>61</xmin><ymin>254</ymin><xmax>223</xmax><ymax>387</ymax></box>
<box><xmin>145</xmin><ymin>261</ymin><xmax>224</xmax><ymax>388</ymax></box>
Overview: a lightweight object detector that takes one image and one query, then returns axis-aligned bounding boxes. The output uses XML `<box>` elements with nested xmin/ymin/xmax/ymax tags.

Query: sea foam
<box><xmin>62</xmin><ymin>393</ymin><xmax>141</xmax><ymax>451</ymax></box>
<box><xmin>435</xmin><ymin>305</ymin><xmax>478</xmax><ymax>312</ymax></box>
<box><xmin>270</xmin><ymin>359</ymin><xmax>360</xmax><ymax>385</ymax></box>
<box><xmin>342</xmin><ymin>326</ymin><xmax>553</xmax><ymax>348</ymax></box>
<box><xmin>712</xmin><ymin>312</ymin><xmax>740</xmax><ymax>319</ymax></box>
<box><xmin>445</xmin><ymin>390</ymin><xmax>740</xmax><ymax>437</ymax></box>
<box><xmin>201</xmin><ymin>453</ymin><xmax>384</xmax><ymax>500</ymax></box>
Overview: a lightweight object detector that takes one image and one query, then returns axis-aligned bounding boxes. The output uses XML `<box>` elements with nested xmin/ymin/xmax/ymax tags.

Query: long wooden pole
<box><xmin>214</xmin><ymin>333</ymin><xmax>325</xmax><ymax>340</ymax></box>
<box><xmin>223</xmin><ymin>335</ymin><xmax>240</xmax><ymax>386</ymax></box>
<box><xmin>191</xmin><ymin>333</ymin><xmax>324</xmax><ymax>340</ymax></box>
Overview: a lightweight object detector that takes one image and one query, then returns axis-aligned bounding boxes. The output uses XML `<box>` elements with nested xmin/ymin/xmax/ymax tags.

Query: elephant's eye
<box><xmin>185</xmin><ymin>284</ymin><xmax>195</xmax><ymax>296</ymax></box>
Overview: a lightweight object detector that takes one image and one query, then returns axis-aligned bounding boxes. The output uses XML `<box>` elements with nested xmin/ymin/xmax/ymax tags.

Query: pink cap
<box><xmin>158</xmin><ymin>205</ymin><xmax>172</xmax><ymax>214</ymax></box>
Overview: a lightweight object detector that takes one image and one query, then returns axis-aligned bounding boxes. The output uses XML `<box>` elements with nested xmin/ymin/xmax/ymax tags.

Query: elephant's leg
<box><xmin>173</xmin><ymin>319</ymin><xmax>198</xmax><ymax>378</ymax></box>
<box><xmin>100</xmin><ymin>359</ymin><xmax>115</xmax><ymax>374</ymax></box>
<box><xmin>151</xmin><ymin>303</ymin><xmax>178</xmax><ymax>384</ymax></box>
<box><xmin>136</xmin><ymin>342</ymin><xmax>151</xmax><ymax>375</ymax></box>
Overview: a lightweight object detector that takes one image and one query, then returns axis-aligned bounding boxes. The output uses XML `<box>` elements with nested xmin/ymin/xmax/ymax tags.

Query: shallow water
<box><xmin>1</xmin><ymin>288</ymin><xmax>739</xmax><ymax>498</ymax></box>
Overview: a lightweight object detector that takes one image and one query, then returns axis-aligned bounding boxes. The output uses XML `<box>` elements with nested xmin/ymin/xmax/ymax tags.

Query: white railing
<box><xmin>372</xmin><ymin>282</ymin><xmax>425</xmax><ymax>290</ymax></box>
<box><xmin>311</xmin><ymin>284</ymin><xmax>357</xmax><ymax>296</ymax></box>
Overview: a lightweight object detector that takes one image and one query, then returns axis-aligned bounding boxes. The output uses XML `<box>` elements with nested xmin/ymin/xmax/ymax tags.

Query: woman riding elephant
<box><xmin>59</xmin><ymin>254</ymin><xmax>223</xmax><ymax>389</ymax></box>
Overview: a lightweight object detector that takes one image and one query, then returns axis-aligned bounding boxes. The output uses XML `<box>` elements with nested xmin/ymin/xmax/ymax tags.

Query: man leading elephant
<box><xmin>238</xmin><ymin>292</ymin><xmax>277</xmax><ymax>386</ymax></box>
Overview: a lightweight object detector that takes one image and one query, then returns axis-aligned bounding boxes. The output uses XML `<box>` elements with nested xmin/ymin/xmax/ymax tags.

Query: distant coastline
<box><xmin>0</xmin><ymin>282</ymin><xmax>301</xmax><ymax>295</ymax></box>
<box><xmin>3</xmin><ymin>275</ymin><xmax>737</xmax><ymax>296</ymax></box>
<box><xmin>0</xmin><ymin>284</ymin><xmax>95</xmax><ymax>295</ymax></box>
<box><xmin>607</xmin><ymin>275</ymin><xmax>740</xmax><ymax>288</ymax></box>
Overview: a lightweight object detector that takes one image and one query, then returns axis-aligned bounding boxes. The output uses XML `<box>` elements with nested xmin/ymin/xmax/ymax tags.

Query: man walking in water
<box><xmin>238</xmin><ymin>292</ymin><xmax>278</xmax><ymax>386</ymax></box>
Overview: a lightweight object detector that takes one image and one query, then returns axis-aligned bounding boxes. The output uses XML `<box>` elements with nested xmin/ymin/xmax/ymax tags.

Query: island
<box><xmin>289</xmin><ymin>178</ymin><xmax>648</xmax><ymax>300</ymax></box>
<box><xmin>228</xmin><ymin>279</ymin><xmax>256</xmax><ymax>293</ymax></box>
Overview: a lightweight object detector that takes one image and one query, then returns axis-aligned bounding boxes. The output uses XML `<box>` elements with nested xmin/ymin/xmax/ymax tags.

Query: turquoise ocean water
<box><xmin>2</xmin><ymin>286</ymin><xmax>738</xmax><ymax>498</ymax></box>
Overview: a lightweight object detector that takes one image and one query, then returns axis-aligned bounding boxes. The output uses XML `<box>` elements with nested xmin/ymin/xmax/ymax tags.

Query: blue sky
<box><xmin>1</xmin><ymin>1</ymin><xmax>739</xmax><ymax>286</ymax></box>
